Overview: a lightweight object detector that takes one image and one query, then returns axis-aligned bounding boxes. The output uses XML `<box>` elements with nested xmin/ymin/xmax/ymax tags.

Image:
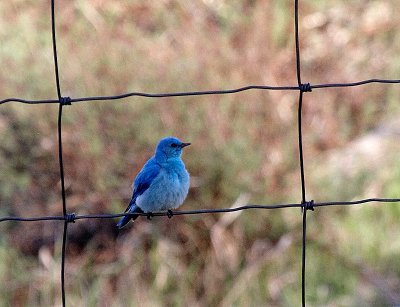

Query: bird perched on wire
<box><xmin>117</xmin><ymin>137</ymin><xmax>191</xmax><ymax>229</ymax></box>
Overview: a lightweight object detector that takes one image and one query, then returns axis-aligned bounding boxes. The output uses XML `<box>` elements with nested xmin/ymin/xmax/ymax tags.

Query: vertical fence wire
<box><xmin>294</xmin><ymin>1</ymin><xmax>310</xmax><ymax>306</ymax></box>
<box><xmin>50</xmin><ymin>0</ymin><xmax>68</xmax><ymax>305</ymax></box>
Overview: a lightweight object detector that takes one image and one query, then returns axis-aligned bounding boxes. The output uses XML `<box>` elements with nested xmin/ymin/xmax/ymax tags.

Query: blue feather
<box><xmin>117</xmin><ymin>137</ymin><xmax>190</xmax><ymax>229</ymax></box>
<box><xmin>117</xmin><ymin>159</ymin><xmax>160</xmax><ymax>229</ymax></box>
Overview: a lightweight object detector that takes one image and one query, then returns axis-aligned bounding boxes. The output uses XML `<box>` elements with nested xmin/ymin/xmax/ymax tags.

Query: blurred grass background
<box><xmin>1</xmin><ymin>0</ymin><xmax>400</xmax><ymax>306</ymax></box>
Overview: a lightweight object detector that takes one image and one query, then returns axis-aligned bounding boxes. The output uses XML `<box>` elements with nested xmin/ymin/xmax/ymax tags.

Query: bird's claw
<box><xmin>146</xmin><ymin>212</ymin><xmax>154</xmax><ymax>220</ymax></box>
<box><xmin>167</xmin><ymin>210</ymin><xmax>174</xmax><ymax>219</ymax></box>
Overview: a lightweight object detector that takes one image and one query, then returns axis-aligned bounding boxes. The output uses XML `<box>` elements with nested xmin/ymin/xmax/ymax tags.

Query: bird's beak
<box><xmin>180</xmin><ymin>142</ymin><xmax>191</xmax><ymax>148</ymax></box>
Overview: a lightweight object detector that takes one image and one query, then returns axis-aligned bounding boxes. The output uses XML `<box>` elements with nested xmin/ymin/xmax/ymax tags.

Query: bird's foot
<box><xmin>146</xmin><ymin>212</ymin><xmax>154</xmax><ymax>220</ymax></box>
<box><xmin>167</xmin><ymin>210</ymin><xmax>174</xmax><ymax>219</ymax></box>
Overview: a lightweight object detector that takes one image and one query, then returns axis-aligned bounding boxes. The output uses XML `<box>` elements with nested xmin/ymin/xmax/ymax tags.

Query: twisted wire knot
<box><xmin>59</xmin><ymin>96</ymin><xmax>71</xmax><ymax>105</ymax></box>
<box><xmin>65</xmin><ymin>213</ymin><xmax>76</xmax><ymax>223</ymax></box>
<box><xmin>299</xmin><ymin>83</ymin><xmax>312</xmax><ymax>92</ymax></box>
<box><xmin>303</xmin><ymin>200</ymin><xmax>314</xmax><ymax>211</ymax></box>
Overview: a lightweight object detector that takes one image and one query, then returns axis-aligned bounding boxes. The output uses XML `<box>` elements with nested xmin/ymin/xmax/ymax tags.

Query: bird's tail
<box><xmin>117</xmin><ymin>204</ymin><xmax>144</xmax><ymax>230</ymax></box>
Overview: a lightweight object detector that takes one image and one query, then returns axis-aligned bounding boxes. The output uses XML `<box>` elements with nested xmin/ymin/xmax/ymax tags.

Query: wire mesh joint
<box><xmin>59</xmin><ymin>96</ymin><xmax>72</xmax><ymax>105</ymax></box>
<box><xmin>299</xmin><ymin>83</ymin><xmax>312</xmax><ymax>93</ymax></box>
<box><xmin>302</xmin><ymin>200</ymin><xmax>315</xmax><ymax>211</ymax></box>
<box><xmin>65</xmin><ymin>213</ymin><xmax>76</xmax><ymax>223</ymax></box>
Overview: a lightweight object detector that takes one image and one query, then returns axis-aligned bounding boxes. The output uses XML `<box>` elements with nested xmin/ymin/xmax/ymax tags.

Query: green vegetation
<box><xmin>1</xmin><ymin>0</ymin><xmax>400</xmax><ymax>306</ymax></box>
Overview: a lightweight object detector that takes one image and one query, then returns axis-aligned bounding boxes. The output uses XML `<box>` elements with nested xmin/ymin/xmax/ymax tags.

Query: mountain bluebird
<box><xmin>117</xmin><ymin>137</ymin><xmax>190</xmax><ymax>229</ymax></box>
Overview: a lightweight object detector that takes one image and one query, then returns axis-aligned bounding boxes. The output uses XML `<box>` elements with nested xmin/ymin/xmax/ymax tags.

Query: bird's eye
<box><xmin>171</xmin><ymin>143</ymin><xmax>178</xmax><ymax>148</ymax></box>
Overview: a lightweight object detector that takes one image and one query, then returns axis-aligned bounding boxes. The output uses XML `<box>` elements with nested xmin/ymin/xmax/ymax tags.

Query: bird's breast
<box><xmin>136</xmin><ymin>165</ymin><xmax>190</xmax><ymax>212</ymax></box>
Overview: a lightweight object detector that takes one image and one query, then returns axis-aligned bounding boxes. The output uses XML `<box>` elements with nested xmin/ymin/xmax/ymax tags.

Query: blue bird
<box><xmin>117</xmin><ymin>137</ymin><xmax>191</xmax><ymax>229</ymax></box>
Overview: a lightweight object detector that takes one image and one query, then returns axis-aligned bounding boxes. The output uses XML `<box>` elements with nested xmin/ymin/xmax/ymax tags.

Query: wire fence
<box><xmin>1</xmin><ymin>0</ymin><xmax>400</xmax><ymax>306</ymax></box>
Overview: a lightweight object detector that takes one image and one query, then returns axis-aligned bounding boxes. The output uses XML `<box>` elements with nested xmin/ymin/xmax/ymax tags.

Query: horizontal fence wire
<box><xmin>1</xmin><ymin>0</ymin><xmax>400</xmax><ymax>306</ymax></box>
<box><xmin>1</xmin><ymin>198</ymin><xmax>400</xmax><ymax>223</ymax></box>
<box><xmin>2</xmin><ymin>79</ymin><xmax>400</xmax><ymax>105</ymax></box>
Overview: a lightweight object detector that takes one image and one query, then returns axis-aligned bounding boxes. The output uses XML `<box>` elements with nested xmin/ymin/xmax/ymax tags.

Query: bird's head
<box><xmin>155</xmin><ymin>137</ymin><xmax>190</xmax><ymax>161</ymax></box>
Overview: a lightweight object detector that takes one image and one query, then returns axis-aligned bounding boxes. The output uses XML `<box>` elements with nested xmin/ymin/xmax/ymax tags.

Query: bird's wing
<box><xmin>125</xmin><ymin>158</ymin><xmax>161</xmax><ymax>212</ymax></box>
<box><xmin>133</xmin><ymin>159</ymin><xmax>161</xmax><ymax>198</ymax></box>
